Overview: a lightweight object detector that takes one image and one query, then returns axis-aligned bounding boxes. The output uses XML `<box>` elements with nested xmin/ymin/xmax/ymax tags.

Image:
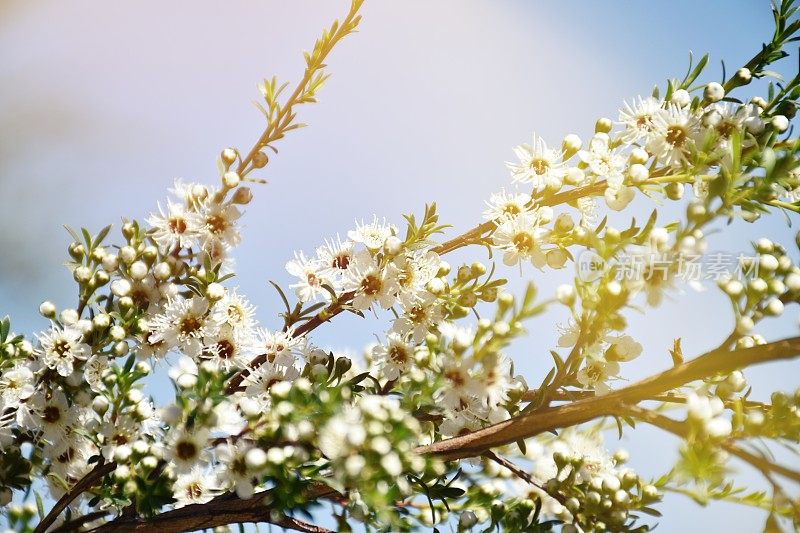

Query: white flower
<box><xmin>216</xmin><ymin>442</ymin><xmax>257</xmax><ymax>499</ymax></box>
<box><xmin>557</xmin><ymin>321</ymin><xmax>580</xmax><ymax>347</ymax></box>
<box><xmin>149</xmin><ymin>297</ymin><xmax>221</xmax><ymax>358</ymax></box>
<box><xmin>552</xmin><ymin>430</ymin><xmax>615</xmax><ymax>482</ymax></box>
<box><xmin>173</xmin><ymin>466</ymin><xmax>219</xmax><ymax>507</ymax></box>
<box><xmin>578</xmin><ymin>134</ymin><xmax>626</xmax><ymax>187</ymax></box>
<box><xmin>147</xmin><ymin>200</ymin><xmax>203</xmax><ymax>251</ymax></box>
<box><xmin>213</xmin><ymin>290</ymin><xmax>257</xmax><ymax>332</ymax></box>
<box><xmin>165</xmin><ymin>427</ymin><xmax>209</xmax><ymax>472</ymax></box>
<box><xmin>243</xmin><ymin>362</ymin><xmax>301</xmax><ymax>401</ymax></box>
<box><xmin>438</xmin><ymin>358</ymin><xmax>480</xmax><ymax>410</ymax></box>
<box><xmin>202</xmin><ymin>325</ymin><xmax>254</xmax><ymax>372</ymax></box>
<box><xmin>170</xmin><ymin>179</ymin><xmax>209</xmax><ymax>205</ymax></box>
<box><xmin>483</xmin><ymin>189</ymin><xmax>532</xmax><ymax>221</ymax></box>
<box><xmin>83</xmin><ymin>355</ymin><xmax>109</xmax><ymax>392</ymax></box>
<box><xmin>618</xmin><ymin>96</ymin><xmax>664</xmax><ymax>144</ymax></box>
<box><xmin>348</xmin><ymin>217</ymin><xmax>395</xmax><ymax>250</ymax></box>
<box><xmin>605</xmin><ymin>335</ymin><xmax>643</xmax><ymax>362</ymax></box>
<box><xmin>476</xmin><ymin>353</ymin><xmax>515</xmax><ymax>408</ymax></box>
<box><xmin>212</xmin><ymin>400</ymin><xmax>246</xmax><ymax>436</ymax></box>
<box><xmin>45</xmin><ymin>430</ymin><xmax>97</xmax><ymax>481</ymax></box>
<box><xmin>506</xmin><ymin>133</ymin><xmax>566</xmax><ymax>189</ymax></box>
<box><xmin>493</xmin><ymin>211</ymin><xmax>549</xmax><ymax>267</ymax></box>
<box><xmin>37</xmin><ymin>326</ymin><xmax>91</xmax><ymax>377</ymax></box>
<box><xmin>286</xmin><ymin>251</ymin><xmax>330</xmax><ymax>302</ymax></box>
<box><xmin>0</xmin><ymin>365</ymin><xmax>36</xmax><ymax>406</ymax></box>
<box><xmin>199</xmin><ymin>202</ymin><xmax>241</xmax><ymax>249</ymax></box>
<box><xmin>391</xmin><ymin>291</ymin><xmax>443</xmax><ymax>343</ymax></box>
<box><xmin>316</xmin><ymin>235</ymin><xmax>355</xmax><ymax>283</ymax></box>
<box><xmin>342</xmin><ymin>251</ymin><xmax>399</xmax><ymax>310</ymax></box>
<box><xmin>393</xmin><ymin>251</ymin><xmax>440</xmax><ymax>296</ymax></box>
<box><xmin>127</xmin><ymin>275</ymin><xmax>163</xmax><ymax>314</ymax></box>
<box><xmin>253</xmin><ymin>329</ymin><xmax>305</xmax><ymax>368</ymax></box>
<box><xmin>576</xmin><ymin>359</ymin><xmax>619</xmax><ymax>395</ymax></box>
<box><xmin>647</xmin><ymin>104</ymin><xmax>700</xmax><ymax>167</ymax></box>
<box><xmin>626</xmin><ymin>250</ymin><xmax>677</xmax><ymax>307</ymax></box>
<box><xmin>99</xmin><ymin>414</ymin><xmax>140</xmax><ymax>460</ymax></box>
<box><xmin>21</xmin><ymin>390</ymin><xmax>79</xmax><ymax>441</ymax></box>
<box><xmin>372</xmin><ymin>333</ymin><xmax>414</xmax><ymax>381</ymax></box>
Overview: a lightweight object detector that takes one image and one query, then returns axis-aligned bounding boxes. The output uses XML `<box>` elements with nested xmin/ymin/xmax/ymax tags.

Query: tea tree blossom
<box><xmin>343</xmin><ymin>251</ymin><xmax>400</xmax><ymax>309</ymax></box>
<box><xmin>506</xmin><ymin>133</ymin><xmax>567</xmax><ymax>189</ymax></box>
<box><xmin>36</xmin><ymin>326</ymin><xmax>91</xmax><ymax>377</ymax></box>
<box><xmin>493</xmin><ymin>210</ymin><xmax>549</xmax><ymax>267</ymax></box>
<box><xmin>3</xmin><ymin>2</ymin><xmax>800</xmax><ymax>532</ymax></box>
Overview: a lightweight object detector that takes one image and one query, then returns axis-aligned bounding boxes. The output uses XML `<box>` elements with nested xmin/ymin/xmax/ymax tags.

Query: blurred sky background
<box><xmin>1</xmin><ymin>0</ymin><xmax>799</xmax><ymax>531</ymax></box>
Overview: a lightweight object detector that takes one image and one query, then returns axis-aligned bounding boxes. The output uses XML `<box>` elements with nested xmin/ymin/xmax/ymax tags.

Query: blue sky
<box><xmin>1</xmin><ymin>1</ymin><xmax>797</xmax><ymax>531</ymax></box>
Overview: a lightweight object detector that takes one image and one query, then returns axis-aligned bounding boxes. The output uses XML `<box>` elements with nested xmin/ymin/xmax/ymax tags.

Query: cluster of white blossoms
<box><xmin>490</xmin><ymin>74</ymin><xmax>788</xmax><ymax>277</ymax></box>
<box><xmin>5</xmin><ymin>2</ymin><xmax>800</xmax><ymax>529</ymax></box>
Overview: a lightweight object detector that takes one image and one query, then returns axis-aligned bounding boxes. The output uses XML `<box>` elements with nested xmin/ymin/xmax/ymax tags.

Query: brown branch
<box><xmin>50</xmin><ymin>511</ymin><xmax>110</xmax><ymax>533</ymax></box>
<box><xmin>89</xmin><ymin>484</ymin><xmax>339</xmax><ymax>533</ymax></box>
<box><xmin>417</xmin><ymin>336</ymin><xmax>800</xmax><ymax>461</ymax></box>
<box><xmin>616</xmin><ymin>404</ymin><xmax>800</xmax><ymax>484</ymax></box>
<box><xmin>34</xmin><ymin>461</ymin><xmax>116</xmax><ymax>533</ymax></box>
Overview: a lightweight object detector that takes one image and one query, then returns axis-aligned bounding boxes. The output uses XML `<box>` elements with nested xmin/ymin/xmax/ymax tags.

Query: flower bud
<box><xmin>670</xmin><ymin>89</ymin><xmax>691</xmax><ymax>107</ymax></box>
<box><xmin>546</xmin><ymin>248</ymin><xmax>568</xmax><ymax>269</ymax></box>
<box><xmin>628</xmin><ymin>163</ymin><xmax>649</xmax><ymax>184</ymax></box>
<box><xmin>245</xmin><ymin>448</ymin><xmax>268</xmax><ymax>470</ymax></box>
<box><xmin>765</xmin><ymin>298</ymin><xmax>784</xmax><ymax>316</ymax></box>
<box><xmin>630</xmin><ymin>147</ymin><xmax>649</xmax><ymax>164</ymax></box>
<box><xmin>221</xmin><ymin>148</ymin><xmax>237</xmax><ymax>166</ymax></box>
<box><xmin>703</xmin><ymin>82</ymin><xmax>724</xmax><ymax>102</ymax></box>
<box><xmin>114</xmin><ymin>341</ymin><xmax>130</xmax><ymax>356</ymax></box>
<box><xmin>771</xmin><ymin>114</ymin><xmax>790</xmax><ymax>133</ymax></box>
<box><xmin>253</xmin><ymin>151</ymin><xmax>269</xmax><ymax>168</ymax></box>
<box><xmin>223</xmin><ymin>171</ymin><xmax>241</xmax><ymax>188</ymax></box>
<box><xmin>154</xmin><ymin>262</ymin><xmax>172</xmax><ymax>280</ymax></box>
<box><xmin>102</xmin><ymin>254</ymin><xmax>120</xmax><ymax>272</ymax></box>
<box><xmin>60</xmin><ymin>308</ymin><xmax>79</xmax><ymax>325</ymax></box>
<box><xmin>113</xmin><ymin>465</ymin><xmax>131</xmax><ymax>480</ymax></box>
<box><xmin>111</xmin><ymin>279</ymin><xmax>132</xmax><ymax>297</ymax></box>
<box><xmin>556</xmin><ymin>284</ymin><xmax>576</xmax><ymax>306</ymax></box>
<box><xmin>39</xmin><ymin>301</ymin><xmax>56</xmax><ymax>318</ymax></box>
<box><xmin>129</xmin><ymin>261</ymin><xmax>148</xmax><ymax>280</ymax></box>
<box><xmin>736</xmin><ymin>67</ymin><xmax>752</xmax><ymax>84</ymax></box>
<box><xmin>92</xmin><ymin>395</ymin><xmax>109</xmax><ymax>415</ymax></box>
<box><xmin>114</xmin><ymin>445</ymin><xmax>133</xmax><ymax>462</ymax></box>
<box><xmin>736</xmin><ymin>316</ymin><xmax>754</xmax><ymax>335</ymax></box>
<box><xmin>120</xmin><ymin>246</ymin><xmax>137</xmax><ymax>264</ymax></box>
<box><xmin>207</xmin><ymin>282</ymin><xmax>225</xmax><ymax>300</ymax></box>
<box><xmin>665</xmin><ymin>181</ymin><xmax>684</xmax><ymax>201</ymax></box>
<box><xmin>595</xmin><ymin>117</ymin><xmax>613</xmax><ymax>133</ymax></box>
<box><xmin>93</xmin><ymin>270</ymin><xmax>110</xmax><ymax>286</ymax></box>
<box><xmin>232</xmin><ymin>186</ymin><xmax>254</xmax><ymax>205</ymax></box>
<box><xmin>554</xmin><ymin>213</ymin><xmax>574</xmax><ymax>233</ymax></box>
<box><xmin>562</xmin><ymin>134</ymin><xmax>582</xmax><ymax>157</ymax></box>
<box><xmin>565</xmin><ymin>167</ymin><xmax>585</xmax><ymax>185</ymax></box>
<box><xmin>383</xmin><ymin>235</ymin><xmax>403</xmax><ymax>255</ymax></box>
<box><xmin>74</xmin><ymin>266</ymin><xmax>93</xmax><ymax>283</ymax></box>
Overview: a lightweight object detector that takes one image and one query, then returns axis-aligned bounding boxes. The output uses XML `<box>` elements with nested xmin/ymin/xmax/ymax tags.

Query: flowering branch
<box><xmin>419</xmin><ymin>336</ymin><xmax>800</xmax><ymax>460</ymax></box>
<box><xmin>5</xmin><ymin>1</ymin><xmax>800</xmax><ymax>532</ymax></box>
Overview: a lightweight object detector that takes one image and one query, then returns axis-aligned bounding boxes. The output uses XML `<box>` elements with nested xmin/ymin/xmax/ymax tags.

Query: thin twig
<box><xmin>35</xmin><ymin>461</ymin><xmax>116</xmax><ymax>533</ymax></box>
